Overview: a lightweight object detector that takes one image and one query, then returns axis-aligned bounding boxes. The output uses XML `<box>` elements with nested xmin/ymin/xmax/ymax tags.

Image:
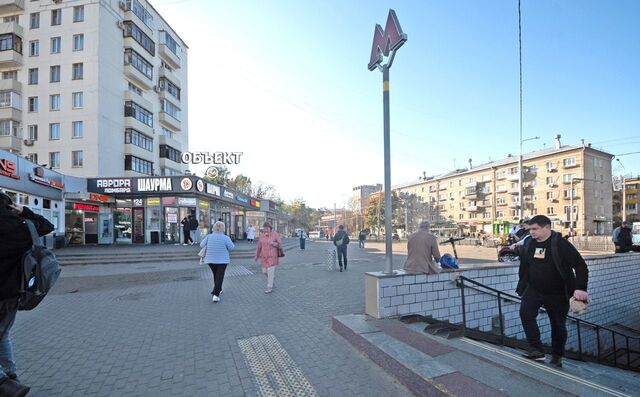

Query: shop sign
<box><xmin>147</xmin><ymin>197</ymin><xmax>161</xmax><ymax>206</ymax></box>
<box><xmin>223</xmin><ymin>190</ymin><xmax>234</xmax><ymax>199</ymax></box>
<box><xmin>73</xmin><ymin>203</ymin><xmax>100</xmax><ymax>212</ymax></box>
<box><xmin>133</xmin><ymin>198</ymin><xmax>144</xmax><ymax>206</ymax></box>
<box><xmin>94</xmin><ymin>178</ymin><xmax>132</xmax><ymax>193</ymax></box>
<box><xmin>29</xmin><ymin>166</ymin><xmax>64</xmax><ymax>189</ymax></box>
<box><xmin>199</xmin><ymin>200</ymin><xmax>210</xmax><ymax>208</ymax></box>
<box><xmin>167</xmin><ymin>213</ymin><xmax>178</xmax><ymax>223</ymax></box>
<box><xmin>196</xmin><ymin>180</ymin><xmax>205</xmax><ymax>192</ymax></box>
<box><xmin>236</xmin><ymin>196</ymin><xmax>249</xmax><ymax>204</ymax></box>
<box><xmin>207</xmin><ymin>184</ymin><xmax>220</xmax><ymax>196</ymax></box>
<box><xmin>137</xmin><ymin>178</ymin><xmax>173</xmax><ymax>192</ymax></box>
<box><xmin>180</xmin><ymin>178</ymin><xmax>193</xmax><ymax>191</ymax></box>
<box><xmin>0</xmin><ymin>159</ymin><xmax>19</xmax><ymax>180</ymax></box>
<box><xmin>178</xmin><ymin>197</ymin><xmax>197</xmax><ymax>206</ymax></box>
<box><xmin>162</xmin><ymin>197</ymin><xmax>177</xmax><ymax>205</ymax></box>
<box><xmin>250</xmin><ymin>199</ymin><xmax>260</xmax><ymax>208</ymax></box>
<box><xmin>89</xmin><ymin>193</ymin><xmax>110</xmax><ymax>203</ymax></box>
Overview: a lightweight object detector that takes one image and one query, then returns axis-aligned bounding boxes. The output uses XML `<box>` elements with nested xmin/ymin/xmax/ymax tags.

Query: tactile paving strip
<box><xmin>238</xmin><ymin>334</ymin><xmax>319</xmax><ymax>397</ymax></box>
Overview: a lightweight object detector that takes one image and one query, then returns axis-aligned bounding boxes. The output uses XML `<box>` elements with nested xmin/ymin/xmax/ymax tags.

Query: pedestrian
<box><xmin>0</xmin><ymin>191</ymin><xmax>54</xmax><ymax>396</ymax></box>
<box><xmin>403</xmin><ymin>221</ymin><xmax>442</xmax><ymax>275</ymax></box>
<box><xmin>612</xmin><ymin>221</ymin><xmax>633</xmax><ymax>254</ymax></box>
<box><xmin>358</xmin><ymin>229</ymin><xmax>367</xmax><ymax>249</ymax></box>
<box><xmin>247</xmin><ymin>224</ymin><xmax>256</xmax><ymax>243</ymax></box>
<box><xmin>333</xmin><ymin>225</ymin><xmax>350</xmax><ymax>272</ymax></box>
<box><xmin>181</xmin><ymin>216</ymin><xmax>192</xmax><ymax>245</ymax></box>
<box><xmin>200</xmin><ymin>221</ymin><xmax>234</xmax><ymax>302</ymax></box>
<box><xmin>255</xmin><ymin>222</ymin><xmax>281</xmax><ymax>293</ymax></box>
<box><xmin>189</xmin><ymin>215</ymin><xmax>199</xmax><ymax>245</ymax></box>
<box><xmin>299</xmin><ymin>230</ymin><xmax>306</xmax><ymax>250</ymax></box>
<box><xmin>515</xmin><ymin>215</ymin><xmax>589</xmax><ymax>368</ymax></box>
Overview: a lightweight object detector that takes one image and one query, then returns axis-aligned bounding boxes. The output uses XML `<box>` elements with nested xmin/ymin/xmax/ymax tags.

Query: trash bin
<box><xmin>54</xmin><ymin>234</ymin><xmax>65</xmax><ymax>249</ymax></box>
<box><xmin>326</xmin><ymin>249</ymin><xmax>337</xmax><ymax>271</ymax></box>
<box><xmin>150</xmin><ymin>231</ymin><xmax>160</xmax><ymax>244</ymax></box>
<box><xmin>299</xmin><ymin>237</ymin><xmax>306</xmax><ymax>250</ymax></box>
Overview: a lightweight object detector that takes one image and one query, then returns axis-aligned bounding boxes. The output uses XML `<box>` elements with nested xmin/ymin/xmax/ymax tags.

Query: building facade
<box><xmin>0</xmin><ymin>0</ymin><xmax>188</xmax><ymax>178</ymax></box>
<box><xmin>393</xmin><ymin>143</ymin><xmax>614</xmax><ymax>236</ymax></box>
<box><xmin>613</xmin><ymin>176</ymin><xmax>639</xmax><ymax>224</ymax></box>
<box><xmin>352</xmin><ymin>184</ymin><xmax>382</xmax><ymax>213</ymax></box>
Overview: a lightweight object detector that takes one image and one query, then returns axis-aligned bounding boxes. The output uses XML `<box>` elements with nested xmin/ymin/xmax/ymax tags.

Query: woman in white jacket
<box><xmin>200</xmin><ymin>221</ymin><xmax>235</xmax><ymax>302</ymax></box>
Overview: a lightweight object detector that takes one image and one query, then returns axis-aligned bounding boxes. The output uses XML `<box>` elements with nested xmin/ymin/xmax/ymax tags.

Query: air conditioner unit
<box><xmin>23</xmin><ymin>139</ymin><xmax>34</xmax><ymax>146</ymax></box>
<box><xmin>117</xmin><ymin>20</ymin><xmax>124</xmax><ymax>29</ymax></box>
<box><xmin>119</xmin><ymin>1</ymin><xmax>127</xmax><ymax>11</ymax></box>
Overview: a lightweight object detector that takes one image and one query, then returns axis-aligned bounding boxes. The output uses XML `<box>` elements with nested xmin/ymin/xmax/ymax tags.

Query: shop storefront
<box><xmin>1</xmin><ymin>150</ymin><xmax>65</xmax><ymax>248</ymax></box>
<box><xmin>87</xmin><ymin>176</ymin><xmax>262</xmax><ymax>244</ymax></box>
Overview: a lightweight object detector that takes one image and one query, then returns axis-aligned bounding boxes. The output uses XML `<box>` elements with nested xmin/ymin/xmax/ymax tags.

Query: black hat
<box><xmin>0</xmin><ymin>191</ymin><xmax>12</xmax><ymax>207</ymax></box>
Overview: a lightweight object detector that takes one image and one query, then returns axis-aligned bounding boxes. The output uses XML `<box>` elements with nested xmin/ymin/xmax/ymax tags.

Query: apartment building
<box><xmin>613</xmin><ymin>176</ymin><xmax>639</xmax><ymax>223</ymax></box>
<box><xmin>0</xmin><ymin>0</ymin><xmax>188</xmax><ymax>178</ymax></box>
<box><xmin>352</xmin><ymin>184</ymin><xmax>382</xmax><ymax>213</ymax></box>
<box><xmin>393</xmin><ymin>139</ymin><xmax>614</xmax><ymax>236</ymax></box>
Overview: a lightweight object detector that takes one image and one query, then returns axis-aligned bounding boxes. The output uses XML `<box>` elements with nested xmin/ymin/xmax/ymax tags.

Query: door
<box><xmin>132</xmin><ymin>207</ymin><xmax>145</xmax><ymax>243</ymax></box>
<box><xmin>98</xmin><ymin>213</ymin><xmax>113</xmax><ymax>244</ymax></box>
<box><xmin>164</xmin><ymin>207</ymin><xmax>179</xmax><ymax>243</ymax></box>
<box><xmin>84</xmin><ymin>212</ymin><xmax>98</xmax><ymax>244</ymax></box>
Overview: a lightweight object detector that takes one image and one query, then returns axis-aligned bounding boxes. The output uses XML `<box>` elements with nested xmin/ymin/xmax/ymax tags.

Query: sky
<box><xmin>152</xmin><ymin>0</ymin><xmax>640</xmax><ymax>209</ymax></box>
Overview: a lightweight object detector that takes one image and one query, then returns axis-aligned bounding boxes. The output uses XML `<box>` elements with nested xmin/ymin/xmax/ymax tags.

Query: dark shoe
<box><xmin>6</xmin><ymin>373</ymin><xmax>17</xmax><ymax>381</ymax></box>
<box><xmin>339</xmin><ymin>266</ymin><xmax>343</xmax><ymax>272</ymax></box>
<box><xmin>0</xmin><ymin>377</ymin><xmax>30</xmax><ymax>397</ymax></box>
<box><xmin>550</xmin><ymin>355</ymin><xmax>562</xmax><ymax>368</ymax></box>
<box><xmin>522</xmin><ymin>350</ymin><xmax>546</xmax><ymax>361</ymax></box>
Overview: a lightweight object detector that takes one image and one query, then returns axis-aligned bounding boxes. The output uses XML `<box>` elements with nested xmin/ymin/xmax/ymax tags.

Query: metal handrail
<box><xmin>456</xmin><ymin>275</ymin><xmax>639</xmax><ymax>369</ymax></box>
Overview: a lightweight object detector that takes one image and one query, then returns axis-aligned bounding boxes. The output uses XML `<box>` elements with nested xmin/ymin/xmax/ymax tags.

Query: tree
<box><xmin>397</xmin><ymin>193</ymin><xmax>430</xmax><ymax>235</ymax></box>
<box><xmin>202</xmin><ymin>166</ymin><xmax>231</xmax><ymax>186</ymax></box>
<box><xmin>283</xmin><ymin>198</ymin><xmax>322</xmax><ymax>232</ymax></box>
<box><xmin>364</xmin><ymin>192</ymin><xmax>400</xmax><ymax>235</ymax></box>
<box><xmin>227</xmin><ymin>174</ymin><xmax>252</xmax><ymax>195</ymax></box>
<box><xmin>252</xmin><ymin>183</ymin><xmax>281</xmax><ymax>201</ymax></box>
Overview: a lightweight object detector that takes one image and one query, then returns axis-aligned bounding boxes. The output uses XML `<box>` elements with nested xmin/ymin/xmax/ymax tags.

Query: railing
<box><xmin>456</xmin><ymin>275</ymin><xmax>640</xmax><ymax>371</ymax></box>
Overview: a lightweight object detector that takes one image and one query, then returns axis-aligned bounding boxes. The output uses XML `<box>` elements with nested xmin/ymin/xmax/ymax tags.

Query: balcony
<box><xmin>508</xmin><ymin>202</ymin><xmax>520</xmax><ymax>209</ymax></box>
<box><xmin>0</xmin><ymin>135</ymin><xmax>20</xmax><ymax>152</ymax></box>
<box><xmin>562</xmin><ymin>194</ymin><xmax>580</xmax><ymax>201</ymax></box>
<box><xmin>0</xmin><ymin>0</ymin><xmax>24</xmax><ymax>14</ymax></box>
<box><xmin>159</xmin><ymin>67</ymin><xmax>181</xmax><ymax>88</ymax></box>
<box><xmin>0</xmin><ymin>21</ymin><xmax>22</xmax><ymax>38</ymax></box>
<box><xmin>464</xmin><ymin>192</ymin><xmax>480</xmax><ymax>200</ymax></box>
<box><xmin>496</xmin><ymin>173</ymin><xmax>507</xmax><ymax>180</ymax></box>
<box><xmin>506</xmin><ymin>173</ymin><xmax>520</xmax><ymax>182</ymax></box>
<box><xmin>0</xmin><ymin>106</ymin><xmax>20</xmax><ymax>121</ymax></box>
<box><xmin>124</xmin><ymin>63</ymin><xmax>153</xmax><ymax>91</ymax></box>
<box><xmin>508</xmin><ymin>187</ymin><xmax>520</xmax><ymax>195</ymax></box>
<box><xmin>496</xmin><ymin>201</ymin><xmax>508</xmax><ymax>207</ymax></box>
<box><xmin>159</xmin><ymin>157</ymin><xmax>180</xmax><ymax>168</ymax></box>
<box><xmin>159</xmin><ymin>43</ymin><xmax>180</xmax><ymax>69</ymax></box>
<box><xmin>563</xmin><ymin>162</ymin><xmax>580</xmax><ymax>169</ymax></box>
<box><xmin>465</xmin><ymin>181</ymin><xmax>478</xmax><ymax>188</ymax></box>
<box><xmin>0</xmin><ymin>78</ymin><xmax>21</xmax><ymax>92</ymax></box>
<box><xmin>159</xmin><ymin>134</ymin><xmax>181</xmax><ymax>151</ymax></box>
<box><xmin>159</xmin><ymin>112</ymin><xmax>181</xmax><ymax>131</ymax></box>
<box><xmin>124</xmin><ymin>142</ymin><xmax>153</xmax><ymax>161</ymax></box>
<box><xmin>124</xmin><ymin>91</ymin><xmax>152</xmax><ymax>113</ymax></box>
<box><xmin>0</xmin><ymin>48</ymin><xmax>22</xmax><ymax>69</ymax></box>
<box><xmin>124</xmin><ymin>115</ymin><xmax>153</xmax><ymax>137</ymax></box>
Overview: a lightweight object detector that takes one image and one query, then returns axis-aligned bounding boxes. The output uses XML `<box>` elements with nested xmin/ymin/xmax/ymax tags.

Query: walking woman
<box><xmin>200</xmin><ymin>221</ymin><xmax>235</xmax><ymax>302</ymax></box>
<box><xmin>255</xmin><ymin>222</ymin><xmax>281</xmax><ymax>293</ymax></box>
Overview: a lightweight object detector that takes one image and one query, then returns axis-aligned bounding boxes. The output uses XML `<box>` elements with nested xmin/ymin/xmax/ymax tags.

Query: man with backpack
<box><xmin>333</xmin><ymin>225</ymin><xmax>350</xmax><ymax>272</ymax></box>
<box><xmin>189</xmin><ymin>215</ymin><xmax>199</xmax><ymax>245</ymax></box>
<box><xmin>0</xmin><ymin>191</ymin><xmax>54</xmax><ymax>396</ymax></box>
<box><xmin>515</xmin><ymin>215</ymin><xmax>589</xmax><ymax>368</ymax></box>
<box><xmin>612</xmin><ymin>221</ymin><xmax>633</xmax><ymax>253</ymax></box>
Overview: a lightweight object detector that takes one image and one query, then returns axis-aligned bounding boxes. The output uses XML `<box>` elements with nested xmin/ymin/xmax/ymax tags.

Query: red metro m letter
<box><xmin>368</xmin><ymin>10</ymin><xmax>407</xmax><ymax>71</ymax></box>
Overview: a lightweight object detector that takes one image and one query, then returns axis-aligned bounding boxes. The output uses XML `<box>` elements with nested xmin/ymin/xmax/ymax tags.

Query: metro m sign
<box><xmin>368</xmin><ymin>10</ymin><xmax>407</xmax><ymax>71</ymax></box>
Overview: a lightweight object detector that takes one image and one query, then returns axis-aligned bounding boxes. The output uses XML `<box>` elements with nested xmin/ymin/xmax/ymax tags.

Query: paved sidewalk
<box><xmin>12</xmin><ymin>240</ymin><xmax>411</xmax><ymax>396</ymax></box>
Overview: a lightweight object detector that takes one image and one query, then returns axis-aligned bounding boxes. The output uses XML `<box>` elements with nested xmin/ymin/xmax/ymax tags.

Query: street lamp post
<box><xmin>368</xmin><ymin>10</ymin><xmax>406</xmax><ymax>274</ymax></box>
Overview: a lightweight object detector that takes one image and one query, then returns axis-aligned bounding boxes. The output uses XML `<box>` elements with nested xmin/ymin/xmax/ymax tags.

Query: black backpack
<box><xmin>18</xmin><ymin>220</ymin><xmax>61</xmax><ymax>311</ymax></box>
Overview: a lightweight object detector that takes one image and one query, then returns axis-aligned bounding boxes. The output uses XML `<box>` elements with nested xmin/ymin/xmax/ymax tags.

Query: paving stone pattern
<box><xmin>12</xmin><ymin>241</ymin><xmax>410</xmax><ymax>396</ymax></box>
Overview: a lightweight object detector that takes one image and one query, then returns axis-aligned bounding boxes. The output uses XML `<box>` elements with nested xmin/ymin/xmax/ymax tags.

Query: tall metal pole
<box><xmin>333</xmin><ymin>202</ymin><xmax>337</xmax><ymax>237</ymax></box>
<box><xmin>622</xmin><ymin>177</ymin><xmax>626</xmax><ymax>223</ymax></box>
<box><xmin>383</xmin><ymin>66</ymin><xmax>394</xmax><ymax>274</ymax></box>
<box><xmin>517</xmin><ymin>0</ymin><xmax>524</xmax><ymax>220</ymax></box>
<box><xmin>377</xmin><ymin>192</ymin><xmax>381</xmax><ymax>241</ymax></box>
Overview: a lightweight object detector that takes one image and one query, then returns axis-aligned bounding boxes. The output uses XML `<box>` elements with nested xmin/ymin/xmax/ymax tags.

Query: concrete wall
<box><xmin>365</xmin><ymin>253</ymin><xmax>640</xmax><ymax>356</ymax></box>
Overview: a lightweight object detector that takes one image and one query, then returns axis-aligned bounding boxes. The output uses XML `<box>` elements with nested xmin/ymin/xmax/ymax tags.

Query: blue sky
<box><xmin>153</xmin><ymin>0</ymin><xmax>640</xmax><ymax>208</ymax></box>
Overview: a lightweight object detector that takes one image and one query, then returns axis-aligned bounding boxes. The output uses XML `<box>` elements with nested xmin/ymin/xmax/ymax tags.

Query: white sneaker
<box><xmin>264</xmin><ymin>289</ymin><xmax>273</xmax><ymax>294</ymax></box>
<box><xmin>212</xmin><ymin>295</ymin><xmax>220</xmax><ymax>302</ymax></box>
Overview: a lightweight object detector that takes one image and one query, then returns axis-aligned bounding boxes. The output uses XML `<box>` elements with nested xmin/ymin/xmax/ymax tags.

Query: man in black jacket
<box><xmin>333</xmin><ymin>225</ymin><xmax>350</xmax><ymax>272</ymax></box>
<box><xmin>515</xmin><ymin>215</ymin><xmax>589</xmax><ymax>368</ymax></box>
<box><xmin>0</xmin><ymin>192</ymin><xmax>54</xmax><ymax>396</ymax></box>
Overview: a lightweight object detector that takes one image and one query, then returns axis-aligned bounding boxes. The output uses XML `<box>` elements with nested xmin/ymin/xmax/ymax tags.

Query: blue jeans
<box><xmin>0</xmin><ymin>298</ymin><xmax>18</xmax><ymax>379</ymax></box>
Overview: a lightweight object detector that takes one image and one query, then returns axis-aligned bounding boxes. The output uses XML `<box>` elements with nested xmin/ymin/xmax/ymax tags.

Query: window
<box><xmin>497</xmin><ymin>197</ymin><xmax>505</xmax><ymax>204</ymax></box>
<box><xmin>563</xmin><ymin>157</ymin><xmax>576</xmax><ymax>167</ymax></box>
<box><xmin>28</xmin><ymin>125</ymin><xmax>38</xmax><ymax>141</ymax></box>
<box><xmin>124</xmin><ymin>155</ymin><xmax>153</xmax><ymax>175</ymax></box>
<box><xmin>51</xmin><ymin>9</ymin><xmax>61</xmax><ymax>26</ymax></box>
<box><xmin>73</xmin><ymin>34</ymin><xmax>84</xmax><ymax>51</ymax></box>
<box><xmin>72</xmin><ymin>63</ymin><xmax>83</xmax><ymax>80</ymax></box>
<box><xmin>0</xmin><ymin>120</ymin><xmax>19</xmax><ymax>137</ymax></box>
<box><xmin>160</xmin><ymin>30</ymin><xmax>180</xmax><ymax>57</ymax></box>
<box><xmin>123</xmin><ymin>21</ymin><xmax>155</xmax><ymax>56</ymax></box>
<box><xmin>508</xmin><ymin>166</ymin><xmax>519</xmax><ymax>175</ymax></box>
<box><xmin>159</xmin><ymin>77</ymin><xmax>180</xmax><ymax>100</ymax></box>
<box><xmin>468</xmin><ymin>177</ymin><xmax>476</xmax><ymax>183</ymax></box>
<box><xmin>546</xmin><ymin>176</ymin><xmax>554</xmax><ymax>185</ymax></box>
<box><xmin>126</xmin><ymin>0</ymin><xmax>153</xmax><ymax>28</ymax></box>
<box><xmin>0</xmin><ymin>34</ymin><xmax>22</xmax><ymax>53</ymax></box>
<box><xmin>28</xmin><ymin>96</ymin><xmax>38</xmax><ymax>112</ymax></box>
<box><xmin>496</xmin><ymin>211</ymin><xmax>505</xmax><ymax>218</ymax></box>
<box><xmin>125</xmin><ymin>128</ymin><xmax>153</xmax><ymax>151</ymax></box>
<box><xmin>124</xmin><ymin>101</ymin><xmax>153</xmax><ymax>127</ymax></box>
<box><xmin>72</xmin><ymin>92</ymin><xmax>83</xmax><ymax>109</ymax></box>
<box><xmin>562</xmin><ymin>173</ymin><xmax>577</xmax><ymax>183</ymax></box>
<box><xmin>29</xmin><ymin>40</ymin><xmax>39</xmax><ymax>56</ymax></box>
<box><xmin>73</xmin><ymin>6</ymin><xmax>84</xmax><ymax>22</ymax></box>
<box><xmin>124</xmin><ymin>48</ymin><xmax>152</xmax><ymax>79</ymax></box>
<box><xmin>459</xmin><ymin>214</ymin><xmax>464</xmax><ymax>220</ymax></box>
<box><xmin>26</xmin><ymin>153</ymin><xmax>38</xmax><ymax>163</ymax></box>
<box><xmin>50</xmin><ymin>37</ymin><xmax>61</xmax><ymax>54</ymax></box>
<box><xmin>159</xmin><ymin>127</ymin><xmax>174</xmax><ymax>139</ymax></box>
<box><xmin>496</xmin><ymin>171</ymin><xmax>505</xmax><ymax>179</ymax></box>
<box><xmin>72</xmin><ymin>151</ymin><xmax>83</xmax><ymax>167</ymax></box>
<box><xmin>546</xmin><ymin>161</ymin><xmax>556</xmax><ymax>171</ymax></box>
<box><xmin>49</xmin><ymin>152</ymin><xmax>60</xmax><ymax>169</ymax></box>
<box><xmin>50</xmin><ymin>65</ymin><xmax>60</xmax><ymax>82</ymax></box>
<box><xmin>161</xmin><ymin>99</ymin><xmax>180</xmax><ymax>120</ymax></box>
<box><xmin>72</xmin><ymin>121</ymin><xmax>83</xmax><ymax>138</ymax></box>
<box><xmin>2</xmin><ymin>71</ymin><xmax>17</xmax><ymax>80</ymax></box>
<box><xmin>50</xmin><ymin>94</ymin><xmax>60</xmax><ymax>111</ymax></box>
<box><xmin>546</xmin><ymin>192</ymin><xmax>555</xmax><ymax>200</ymax></box>
<box><xmin>563</xmin><ymin>189</ymin><xmax>576</xmax><ymax>199</ymax></box>
<box><xmin>127</xmin><ymin>82</ymin><xmax>142</xmax><ymax>96</ymax></box>
<box><xmin>49</xmin><ymin>123</ymin><xmax>60</xmax><ymax>140</ymax></box>
<box><xmin>29</xmin><ymin>68</ymin><xmax>38</xmax><ymax>85</ymax></box>
<box><xmin>496</xmin><ymin>184</ymin><xmax>506</xmax><ymax>192</ymax></box>
<box><xmin>0</xmin><ymin>90</ymin><xmax>20</xmax><ymax>109</ymax></box>
<box><xmin>161</xmin><ymin>61</ymin><xmax>174</xmax><ymax>72</ymax></box>
<box><xmin>30</xmin><ymin>12</ymin><xmax>40</xmax><ymax>29</ymax></box>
